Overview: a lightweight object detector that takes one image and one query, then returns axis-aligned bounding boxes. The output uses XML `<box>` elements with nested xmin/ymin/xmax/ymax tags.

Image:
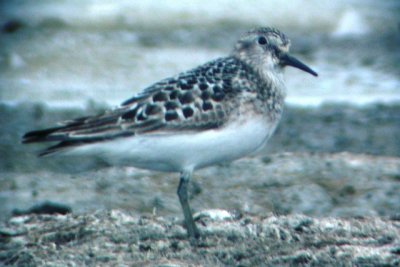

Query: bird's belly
<box><xmin>70</xmin><ymin>116</ymin><xmax>277</xmax><ymax>172</ymax></box>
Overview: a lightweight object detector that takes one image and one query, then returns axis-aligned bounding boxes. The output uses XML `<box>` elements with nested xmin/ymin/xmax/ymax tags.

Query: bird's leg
<box><xmin>177</xmin><ymin>170</ymin><xmax>200</xmax><ymax>240</ymax></box>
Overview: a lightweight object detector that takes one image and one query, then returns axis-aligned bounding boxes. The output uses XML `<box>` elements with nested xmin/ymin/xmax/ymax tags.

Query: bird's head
<box><xmin>233</xmin><ymin>27</ymin><xmax>318</xmax><ymax>77</ymax></box>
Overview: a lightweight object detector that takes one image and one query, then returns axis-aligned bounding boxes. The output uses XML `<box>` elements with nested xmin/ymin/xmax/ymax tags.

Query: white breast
<box><xmin>67</xmin><ymin>115</ymin><xmax>278</xmax><ymax>173</ymax></box>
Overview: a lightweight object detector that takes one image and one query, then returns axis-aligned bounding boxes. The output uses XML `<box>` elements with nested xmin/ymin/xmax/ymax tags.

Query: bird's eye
<box><xmin>257</xmin><ymin>36</ymin><xmax>267</xmax><ymax>45</ymax></box>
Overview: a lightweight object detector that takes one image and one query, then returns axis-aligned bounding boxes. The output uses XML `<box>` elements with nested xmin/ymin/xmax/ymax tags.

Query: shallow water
<box><xmin>0</xmin><ymin>1</ymin><xmax>399</xmax><ymax>107</ymax></box>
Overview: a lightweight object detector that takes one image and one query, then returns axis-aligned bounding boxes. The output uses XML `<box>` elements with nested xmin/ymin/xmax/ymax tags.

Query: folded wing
<box><xmin>22</xmin><ymin>57</ymin><xmax>249</xmax><ymax>156</ymax></box>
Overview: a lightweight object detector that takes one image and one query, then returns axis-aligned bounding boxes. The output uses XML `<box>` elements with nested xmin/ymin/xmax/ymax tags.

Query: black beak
<box><xmin>280</xmin><ymin>53</ymin><xmax>318</xmax><ymax>77</ymax></box>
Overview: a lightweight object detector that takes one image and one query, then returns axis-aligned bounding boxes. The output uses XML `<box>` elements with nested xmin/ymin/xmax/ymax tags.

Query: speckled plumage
<box><xmin>23</xmin><ymin>27</ymin><xmax>317</xmax><ymax>240</ymax></box>
<box><xmin>23</xmin><ymin>56</ymin><xmax>284</xmax><ymax>155</ymax></box>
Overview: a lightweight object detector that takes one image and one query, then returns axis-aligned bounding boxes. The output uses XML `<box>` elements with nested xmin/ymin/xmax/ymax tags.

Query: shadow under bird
<box><xmin>23</xmin><ymin>27</ymin><xmax>318</xmax><ymax>241</ymax></box>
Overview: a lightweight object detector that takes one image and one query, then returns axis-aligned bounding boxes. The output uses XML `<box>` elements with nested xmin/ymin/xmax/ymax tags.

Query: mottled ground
<box><xmin>1</xmin><ymin>210</ymin><xmax>399</xmax><ymax>266</ymax></box>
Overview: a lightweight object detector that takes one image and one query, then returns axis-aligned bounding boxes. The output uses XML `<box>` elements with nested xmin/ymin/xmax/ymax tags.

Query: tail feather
<box><xmin>38</xmin><ymin>141</ymin><xmax>79</xmax><ymax>157</ymax></box>
<box><xmin>22</xmin><ymin>126</ymin><xmax>65</xmax><ymax>143</ymax></box>
<box><xmin>22</xmin><ymin>105</ymin><xmax>164</xmax><ymax>157</ymax></box>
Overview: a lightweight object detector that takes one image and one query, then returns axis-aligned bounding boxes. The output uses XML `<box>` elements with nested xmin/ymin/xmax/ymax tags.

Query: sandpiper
<box><xmin>23</xmin><ymin>27</ymin><xmax>317</xmax><ymax>240</ymax></box>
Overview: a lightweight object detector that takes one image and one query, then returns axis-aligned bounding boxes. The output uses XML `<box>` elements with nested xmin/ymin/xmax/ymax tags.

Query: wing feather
<box><xmin>23</xmin><ymin>57</ymin><xmax>259</xmax><ymax>156</ymax></box>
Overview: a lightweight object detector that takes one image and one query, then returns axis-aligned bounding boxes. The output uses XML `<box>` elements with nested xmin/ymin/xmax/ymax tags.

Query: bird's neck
<box><xmin>256</xmin><ymin>66</ymin><xmax>286</xmax><ymax>120</ymax></box>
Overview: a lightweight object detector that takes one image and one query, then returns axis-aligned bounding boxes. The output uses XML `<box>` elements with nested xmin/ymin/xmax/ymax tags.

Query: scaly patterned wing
<box><xmin>22</xmin><ymin>57</ymin><xmax>259</xmax><ymax>156</ymax></box>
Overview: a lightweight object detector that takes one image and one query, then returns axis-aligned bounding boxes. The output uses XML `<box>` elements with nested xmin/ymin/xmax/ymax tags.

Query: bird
<box><xmin>22</xmin><ymin>27</ymin><xmax>318</xmax><ymax>241</ymax></box>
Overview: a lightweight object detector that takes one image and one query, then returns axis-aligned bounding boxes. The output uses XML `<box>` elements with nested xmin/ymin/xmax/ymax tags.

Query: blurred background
<box><xmin>1</xmin><ymin>1</ymin><xmax>399</xmax><ymax>222</ymax></box>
